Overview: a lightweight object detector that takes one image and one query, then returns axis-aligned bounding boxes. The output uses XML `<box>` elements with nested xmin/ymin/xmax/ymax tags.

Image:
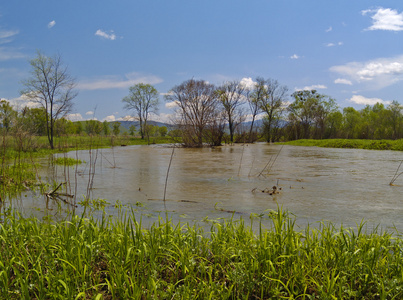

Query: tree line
<box><xmin>122</xmin><ymin>78</ymin><xmax>402</xmax><ymax>147</ymax></box>
<box><xmin>3</xmin><ymin>51</ymin><xmax>402</xmax><ymax>149</ymax></box>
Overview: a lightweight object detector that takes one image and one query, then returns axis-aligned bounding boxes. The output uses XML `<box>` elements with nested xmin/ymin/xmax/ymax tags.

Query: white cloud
<box><xmin>77</xmin><ymin>72</ymin><xmax>163</xmax><ymax>90</ymax></box>
<box><xmin>349</xmin><ymin>95</ymin><xmax>391</xmax><ymax>106</ymax></box>
<box><xmin>244</xmin><ymin>112</ymin><xmax>266</xmax><ymax>123</ymax></box>
<box><xmin>95</xmin><ymin>29</ymin><xmax>117</xmax><ymax>40</ymax></box>
<box><xmin>334</xmin><ymin>78</ymin><xmax>353</xmax><ymax>85</ymax></box>
<box><xmin>290</xmin><ymin>54</ymin><xmax>300</xmax><ymax>59</ymax></box>
<box><xmin>160</xmin><ymin>91</ymin><xmax>174</xmax><ymax>97</ymax></box>
<box><xmin>240</xmin><ymin>77</ymin><xmax>256</xmax><ymax>90</ymax></box>
<box><xmin>330</xmin><ymin>55</ymin><xmax>403</xmax><ymax>89</ymax></box>
<box><xmin>47</xmin><ymin>20</ymin><xmax>56</xmax><ymax>29</ymax></box>
<box><xmin>121</xmin><ymin>115</ymin><xmax>136</xmax><ymax>121</ymax></box>
<box><xmin>165</xmin><ymin>101</ymin><xmax>179</xmax><ymax>109</ymax></box>
<box><xmin>299</xmin><ymin>84</ymin><xmax>327</xmax><ymax>91</ymax></box>
<box><xmin>357</xmin><ymin>61</ymin><xmax>403</xmax><ymax>80</ymax></box>
<box><xmin>85</xmin><ymin>111</ymin><xmax>94</xmax><ymax>115</ymax></box>
<box><xmin>362</xmin><ymin>7</ymin><xmax>403</xmax><ymax>31</ymax></box>
<box><xmin>6</xmin><ymin>95</ymin><xmax>40</xmax><ymax>110</ymax></box>
<box><xmin>326</xmin><ymin>26</ymin><xmax>332</xmax><ymax>32</ymax></box>
<box><xmin>66</xmin><ymin>113</ymin><xmax>84</xmax><ymax>121</ymax></box>
<box><xmin>103</xmin><ymin>115</ymin><xmax>116</xmax><ymax>122</ymax></box>
<box><xmin>326</xmin><ymin>42</ymin><xmax>343</xmax><ymax>47</ymax></box>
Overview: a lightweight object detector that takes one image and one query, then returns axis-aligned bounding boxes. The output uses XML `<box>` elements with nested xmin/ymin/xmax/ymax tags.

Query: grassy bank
<box><xmin>0</xmin><ymin>208</ymin><xmax>402</xmax><ymax>299</ymax></box>
<box><xmin>281</xmin><ymin>138</ymin><xmax>403</xmax><ymax>151</ymax></box>
<box><xmin>1</xmin><ymin>135</ymin><xmax>174</xmax><ymax>160</ymax></box>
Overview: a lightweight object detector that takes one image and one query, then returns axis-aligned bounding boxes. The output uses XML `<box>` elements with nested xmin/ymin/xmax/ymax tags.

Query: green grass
<box><xmin>54</xmin><ymin>157</ymin><xmax>83</xmax><ymax>166</ymax></box>
<box><xmin>281</xmin><ymin>138</ymin><xmax>403</xmax><ymax>151</ymax></box>
<box><xmin>0</xmin><ymin>134</ymin><xmax>175</xmax><ymax>160</ymax></box>
<box><xmin>0</xmin><ymin>207</ymin><xmax>402</xmax><ymax>299</ymax></box>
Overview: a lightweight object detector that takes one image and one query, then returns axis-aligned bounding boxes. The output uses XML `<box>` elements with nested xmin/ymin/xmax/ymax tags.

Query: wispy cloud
<box><xmin>326</xmin><ymin>26</ymin><xmax>332</xmax><ymax>32</ymax></box>
<box><xmin>298</xmin><ymin>84</ymin><xmax>327</xmax><ymax>91</ymax></box>
<box><xmin>349</xmin><ymin>95</ymin><xmax>390</xmax><ymax>106</ymax></box>
<box><xmin>290</xmin><ymin>54</ymin><xmax>300</xmax><ymax>59</ymax></box>
<box><xmin>362</xmin><ymin>7</ymin><xmax>403</xmax><ymax>31</ymax></box>
<box><xmin>77</xmin><ymin>72</ymin><xmax>163</xmax><ymax>90</ymax></box>
<box><xmin>326</xmin><ymin>42</ymin><xmax>343</xmax><ymax>47</ymax></box>
<box><xmin>330</xmin><ymin>55</ymin><xmax>403</xmax><ymax>89</ymax></box>
<box><xmin>0</xmin><ymin>47</ymin><xmax>25</xmax><ymax>60</ymax></box>
<box><xmin>95</xmin><ymin>29</ymin><xmax>117</xmax><ymax>40</ymax></box>
<box><xmin>0</xmin><ymin>29</ymin><xmax>19</xmax><ymax>40</ymax></box>
<box><xmin>334</xmin><ymin>78</ymin><xmax>353</xmax><ymax>85</ymax></box>
<box><xmin>47</xmin><ymin>20</ymin><xmax>56</xmax><ymax>29</ymax></box>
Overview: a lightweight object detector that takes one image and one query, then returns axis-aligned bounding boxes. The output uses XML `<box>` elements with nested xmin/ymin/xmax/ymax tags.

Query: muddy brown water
<box><xmin>18</xmin><ymin>143</ymin><xmax>403</xmax><ymax>231</ymax></box>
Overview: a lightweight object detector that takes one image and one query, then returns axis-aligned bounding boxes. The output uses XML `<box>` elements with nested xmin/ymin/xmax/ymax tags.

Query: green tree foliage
<box><xmin>103</xmin><ymin>121</ymin><xmax>110</xmax><ymax>136</ymax></box>
<box><xmin>21</xmin><ymin>107</ymin><xmax>48</xmax><ymax>136</ymax></box>
<box><xmin>129</xmin><ymin>125</ymin><xmax>137</xmax><ymax>136</ymax></box>
<box><xmin>0</xmin><ymin>100</ymin><xmax>16</xmax><ymax>132</ymax></box>
<box><xmin>54</xmin><ymin>118</ymin><xmax>75</xmax><ymax>136</ymax></box>
<box><xmin>21</xmin><ymin>51</ymin><xmax>77</xmax><ymax>149</ymax></box>
<box><xmin>85</xmin><ymin>120</ymin><xmax>103</xmax><ymax>135</ymax></box>
<box><xmin>158</xmin><ymin>126</ymin><xmax>168</xmax><ymax>137</ymax></box>
<box><xmin>287</xmin><ymin>90</ymin><xmax>338</xmax><ymax>139</ymax></box>
<box><xmin>112</xmin><ymin>122</ymin><xmax>121</xmax><ymax>136</ymax></box>
<box><xmin>75</xmin><ymin>122</ymin><xmax>83</xmax><ymax>135</ymax></box>
<box><xmin>387</xmin><ymin>101</ymin><xmax>403</xmax><ymax>139</ymax></box>
<box><xmin>122</xmin><ymin>83</ymin><xmax>159</xmax><ymax>139</ymax></box>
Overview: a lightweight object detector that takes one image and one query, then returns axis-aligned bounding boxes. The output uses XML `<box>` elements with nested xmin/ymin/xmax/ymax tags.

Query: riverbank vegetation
<box><xmin>282</xmin><ymin>138</ymin><xmax>403</xmax><ymax>151</ymax></box>
<box><xmin>1</xmin><ymin>207</ymin><xmax>402</xmax><ymax>299</ymax></box>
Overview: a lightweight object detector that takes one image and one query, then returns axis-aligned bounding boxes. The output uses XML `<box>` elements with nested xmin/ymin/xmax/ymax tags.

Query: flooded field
<box><xmin>18</xmin><ymin>143</ymin><xmax>403</xmax><ymax>231</ymax></box>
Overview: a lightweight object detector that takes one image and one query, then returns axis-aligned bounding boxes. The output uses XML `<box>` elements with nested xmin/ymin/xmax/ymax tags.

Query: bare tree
<box><xmin>165</xmin><ymin>79</ymin><xmax>219</xmax><ymax>147</ymax></box>
<box><xmin>122</xmin><ymin>83</ymin><xmax>159</xmax><ymax>140</ymax></box>
<box><xmin>256</xmin><ymin>78</ymin><xmax>288</xmax><ymax>143</ymax></box>
<box><xmin>246</xmin><ymin>79</ymin><xmax>263</xmax><ymax>143</ymax></box>
<box><xmin>216</xmin><ymin>80</ymin><xmax>246</xmax><ymax>143</ymax></box>
<box><xmin>21</xmin><ymin>51</ymin><xmax>77</xmax><ymax>149</ymax></box>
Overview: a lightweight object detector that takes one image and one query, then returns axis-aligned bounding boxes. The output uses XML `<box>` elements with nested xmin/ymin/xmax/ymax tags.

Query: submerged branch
<box><xmin>45</xmin><ymin>182</ymin><xmax>76</xmax><ymax>207</ymax></box>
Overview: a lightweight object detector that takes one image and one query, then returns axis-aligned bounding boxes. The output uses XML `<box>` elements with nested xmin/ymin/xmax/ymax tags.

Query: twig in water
<box><xmin>390</xmin><ymin>160</ymin><xmax>403</xmax><ymax>185</ymax></box>
<box><xmin>45</xmin><ymin>182</ymin><xmax>76</xmax><ymax>207</ymax></box>
<box><xmin>258</xmin><ymin>156</ymin><xmax>273</xmax><ymax>178</ymax></box>
<box><xmin>237</xmin><ymin>143</ymin><xmax>245</xmax><ymax>177</ymax></box>
<box><xmin>163</xmin><ymin>146</ymin><xmax>175</xmax><ymax>208</ymax></box>
<box><xmin>258</xmin><ymin>145</ymin><xmax>283</xmax><ymax>178</ymax></box>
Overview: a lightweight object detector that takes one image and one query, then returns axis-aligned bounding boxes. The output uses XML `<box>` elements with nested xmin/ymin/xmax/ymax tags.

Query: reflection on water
<box><xmin>16</xmin><ymin>144</ymin><xmax>403</xmax><ymax>231</ymax></box>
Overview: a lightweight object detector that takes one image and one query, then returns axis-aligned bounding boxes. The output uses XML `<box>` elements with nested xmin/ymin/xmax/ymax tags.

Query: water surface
<box><xmin>22</xmin><ymin>144</ymin><xmax>403</xmax><ymax>231</ymax></box>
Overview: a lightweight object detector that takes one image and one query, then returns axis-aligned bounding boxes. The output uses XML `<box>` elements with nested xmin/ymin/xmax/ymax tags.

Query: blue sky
<box><xmin>0</xmin><ymin>1</ymin><xmax>402</xmax><ymax>122</ymax></box>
